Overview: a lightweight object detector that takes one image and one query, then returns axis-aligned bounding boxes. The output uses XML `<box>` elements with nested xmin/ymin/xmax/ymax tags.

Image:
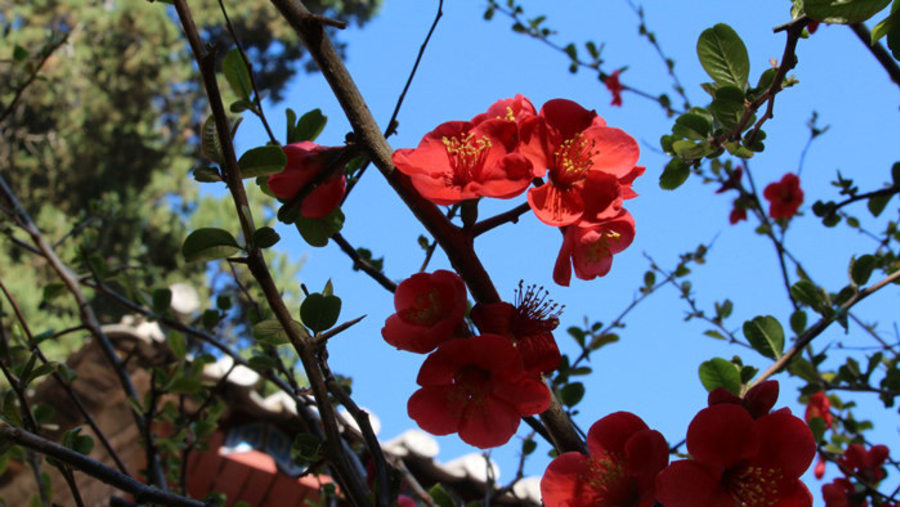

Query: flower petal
<box><xmin>655</xmin><ymin>460</ymin><xmax>733</xmax><ymax>507</ymax></box>
<box><xmin>407</xmin><ymin>385</ymin><xmax>462</xmax><ymax>436</ymax></box>
<box><xmin>586</xmin><ymin>411</ymin><xmax>648</xmax><ymax>458</ymax></box>
<box><xmin>687</xmin><ymin>404</ymin><xmax>758</xmax><ymax>468</ymax></box>
<box><xmin>583</xmin><ymin>126</ymin><xmax>641</xmax><ymax>179</ymax></box>
<box><xmin>528</xmin><ymin>184</ymin><xmax>584</xmax><ymax>227</ymax></box>
<box><xmin>457</xmin><ymin>396</ymin><xmax>521</xmax><ymax>448</ymax></box>
<box><xmin>540</xmin><ymin>452</ymin><xmax>597</xmax><ymax>507</ymax></box>
<box><xmin>753</xmin><ymin>409</ymin><xmax>816</xmax><ymax>479</ymax></box>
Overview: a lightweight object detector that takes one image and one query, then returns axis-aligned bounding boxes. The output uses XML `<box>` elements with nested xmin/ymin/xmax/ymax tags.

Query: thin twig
<box><xmin>750</xmin><ymin>269</ymin><xmax>900</xmax><ymax>387</ymax></box>
<box><xmin>0</xmin><ymin>33</ymin><xmax>70</xmax><ymax>124</ymax></box>
<box><xmin>332</xmin><ymin>233</ymin><xmax>397</xmax><ymax>292</ymax></box>
<box><xmin>0</xmin><ymin>423</ymin><xmax>209</xmax><ymax>507</ymax></box>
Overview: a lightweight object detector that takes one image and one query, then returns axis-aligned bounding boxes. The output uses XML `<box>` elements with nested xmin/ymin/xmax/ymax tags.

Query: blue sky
<box><xmin>227</xmin><ymin>0</ymin><xmax>900</xmax><ymax>502</ymax></box>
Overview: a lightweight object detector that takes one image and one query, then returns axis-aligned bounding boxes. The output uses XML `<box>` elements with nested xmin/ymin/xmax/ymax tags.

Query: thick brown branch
<box><xmin>849</xmin><ymin>22</ymin><xmax>900</xmax><ymax>87</ymax></box>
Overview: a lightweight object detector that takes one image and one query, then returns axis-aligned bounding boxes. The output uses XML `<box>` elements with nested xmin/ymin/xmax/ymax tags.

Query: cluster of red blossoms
<box><xmin>392</xmin><ymin>95</ymin><xmax>644</xmax><ymax>286</ymax></box>
<box><xmin>541</xmin><ymin>381</ymin><xmax>818</xmax><ymax>506</ymax></box>
<box><xmin>822</xmin><ymin>444</ymin><xmax>895</xmax><ymax>507</ymax></box>
<box><xmin>267</xmin><ymin>141</ymin><xmax>347</xmax><ymax>218</ymax></box>
<box><xmin>382</xmin><ymin>270</ymin><xmax>562</xmax><ymax>448</ymax></box>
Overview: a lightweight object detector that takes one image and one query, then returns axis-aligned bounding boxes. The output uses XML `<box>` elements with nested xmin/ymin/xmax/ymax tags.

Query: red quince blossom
<box><xmin>764</xmin><ymin>173</ymin><xmax>804</xmax><ymax>220</ymax></box>
<box><xmin>471</xmin><ymin>94</ymin><xmax>538</xmax><ymax>126</ymax></box>
<box><xmin>392</xmin><ymin>119</ymin><xmax>533</xmax><ymax>205</ymax></box>
<box><xmin>715</xmin><ymin>166</ymin><xmax>744</xmax><ymax>194</ymax></box>
<box><xmin>605</xmin><ymin>70</ymin><xmax>624</xmax><ymax>107</ymax></box>
<box><xmin>470</xmin><ymin>284</ymin><xmax>562</xmax><ymax>375</ymax></box>
<box><xmin>524</xmin><ymin>99</ymin><xmax>642</xmax><ymax>226</ymax></box>
<box><xmin>540</xmin><ymin>411</ymin><xmax>668</xmax><ymax>507</ymax></box>
<box><xmin>381</xmin><ymin>270</ymin><xmax>467</xmax><ymax>354</ymax></box>
<box><xmin>822</xmin><ymin>478</ymin><xmax>866</xmax><ymax>507</ymax></box>
<box><xmin>805</xmin><ymin>392</ymin><xmax>833</xmax><ymax>428</ymax></box>
<box><xmin>655</xmin><ymin>404</ymin><xmax>816</xmax><ymax>507</ymax></box>
<box><xmin>267</xmin><ymin>141</ymin><xmax>347</xmax><ymax>219</ymax></box>
<box><xmin>729</xmin><ymin>205</ymin><xmax>747</xmax><ymax>225</ymax></box>
<box><xmin>553</xmin><ymin>210</ymin><xmax>635</xmax><ymax>286</ymax></box>
<box><xmin>707</xmin><ymin>379</ymin><xmax>779</xmax><ymax>419</ymax></box>
<box><xmin>407</xmin><ymin>335</ymin><xmax>550</xmax><ymax>449</ymax></box>
<box><xmin>808</xmin><ymin>21</ymin><xmax>821</xmax><ymax>34</ymax></box>
<box><xmin>838</xmin><ymin>444</ymin><xmax>890</xmax><ymax>483</ymax></box>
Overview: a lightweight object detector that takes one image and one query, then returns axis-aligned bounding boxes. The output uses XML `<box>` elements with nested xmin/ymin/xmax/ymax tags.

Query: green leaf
<box><xmin>41</xmin><ymin>283</ymin><xmax>66</xmax><ymax>303</ymax></box>
<box><xmin>252</xmin><ymin>226</ymin><xmax>280</xmax><ymax>249</ymax></box>
<box><xmin>893</xmin><ymin>161</ymin><xmax>900</xmax><ymax>185</ymax></box>
<box><xmin>660</xmin><ymin>158</ymin><xmax>690</xmax><ymax>190</ymax></box>
<box><xmin>295</xmin><ymin>207</ymin><xmax>344</xmax><ymax>247</ymax></box>
<box><xmin>673</xmin><ymin>113</ymin><xmax>711</xmax><ymax>140</ymax></box>
<box><xmin>790</xmin><ymin>310</ymin><xmax>808</xmax><ymax>334</ymax></box>
<box><xmin>871</xmin><ymin>6</ymin><xmax>900</xmax><ymax>44</ymax></box>
<box><xmin>289</xmin><ymin>109</ymin><xmax>327</xmax><ymax>144</ymax></box>
<box><xmin>168</xmin><ymin>330</ymin><xmax>186</xmax><ymax>359</ymax></box>
<box><xmin>152</xmin><ymin>288</ymin><xmax>172</xmax><ymax>313</ymax></box>
<box><xmin>13</xmin><ymin>45</ymin><xmax>29</xmax><ymax>62</ymax></box>
<box><xmin>559</xmin><ymin>382</ymin><xmax>585</xmax><ymax>407</ymax></box>
<box><xmin>808</xmin><ymin>416</ymin><xmax>827</xmax><ymax>442</ymax></box>
<box><xmin>222</xmin><ymin>48</ymin><xmax>253</xmax><ymax>101</ymax></box>
<box><xmin>201</xmin><ymin>114</ymin><xmax>225</xmax><ymax>164</ymax></box>
<box><xmin>672</xmin><ymin>139</ymin><xmax>711</xmax><ymax>159</ymax></box>
<box><xmin>238</xmin><ymin>146</ymin><xmax>286</xmax><ymax>178</ymax></box>
<box><xmin>790</xmin><ymin>280</ymin><xmax>823</xmax><ymax>308</ymax></box>
<box><xmin>805</xmin><ymin>0</ymin><xmax>891</xmax><ymax>23</ymax></box>
<box><xmin>697</xmin><ymin>24</ymin><xmax>750</xmax><ymax>88</ymax></box>
<box><xmin>788</xmin><ymin>357</ymin><xmax>820</xmax><ymax>382</ymax></box>
<box><xmin>743</xmin><ymin>315</ymin><xmax>785</xmax><ymax>359</ymax></box>
<box><xmin>429</xmin><ymin>483</ymin><xmax>456</xmax><ymax>507</ymax></box>
<box><xmin>251</xmin><ymin>319</ymin><xmax>308</xmax><ymax>345</ymax></box>
<box><xmin>868</xmin><ymin>193</ymin><xmax>891</xmax><ymax>216</ymax></box>
<box><xmin>182</xmin><ymin>228</ymin><xmax>241</xmax><ymax>262</ymax></box>
<box><xmin>851</xmin><ymin>254</ymin><xmax>876</xmax><ymax>285</ymax></box>
<box><xmin>704</xmin><ymin>330</ymin><xmax>726</xmax><ymax>340</ymax></box>
<box><xmin>300</xmin><ymin>293</ymin><xmax>342</xmax><ymax>333</ymax></box>
<box><xmin>698</xmin><ymin>357</ymin><xmax>741</xmax><ymax>394</ymax></box>
<box><xmin>193</xmin><ymin>166</ymin><xmax>221</xmax><ymax>182</ymax></box>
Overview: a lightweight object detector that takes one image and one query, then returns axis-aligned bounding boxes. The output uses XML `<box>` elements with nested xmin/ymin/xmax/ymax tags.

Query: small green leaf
<box><xmin>300</xmin><ymin>293</ymin><xmax>342</xmax><ymax>333</ymax></box>
<box><xmin>805</xmin><ymin>0</ymin><xmax>891</xmax><ymax>24</ymax></box>
<box><xmin>851</xmin><ymin>254</ymin><xmax>876</xmax><ymax>285</ymax></box>
<box><xmin>868</xmin><ymin>193</ymin><xmax>891</xmax><ymax>216</ymax></box>
<box><xmin>743</xmin><ymin>315</ymin><xmax>785</xmax><ymax>359</ymax></box>
<box><xmin>295</xmin><ymin>207</ymin><xmax>344</xmax><ymax>247</ymax></box>
<box><xmin>790</xmin><ymin>310</ymin><xmax>808</xmax><ymax>334</ymax></box>
<box><xmin>168</xmin><ymin>330</ymin><xmax>186</xmax><ymax>359</ymax></box>
<box><xmin>871</xmin><ymin>7</ymin><xmax>900</xmax><ymax>43</ymax></box>
<box><xmin>13</xmin><ymin>45</ymin><xmax>29</xmax><ymax>62</ymax></box>
<box><xmin>238</xmin><ymin>146</ymin><xmax>287</xmax><ymax>178</ymax></box>
<box><xmin>522</xmin><ymin>438</ymin><xmax>537</xmax><ymax>455</ymax></box>
<box><xmin>193</xmin><ymin>166</ymin><xmax>221</xmax><ymax>182</ymax></box>
<box><xmin>252</xmin><ymin>226</ymin><xmax>280</xmax><ymax>249</ymax></box>
<box><xmin>223</xmin><ymin>48</ymin><xmax>253</xmax><ymax>101</ymax></box>
<box><xmin>152</xmin><ymin>288</ymin><xmax>172</xmax><ymax>313</ymax></box>
<box><xmin>182</xmin><ymin>228</ymin><xmax>241</xmax><ymax>262</ymax></box>
<box><xmin>699</xmin><ymin>357</ymin><xmax>741</xmax><ymax>394</ymax></box>
<box><xmin>559</xmin><ymin>382</ymin><xmax>585</xmax><ymax>407</ymax></box>
<box><xmin>252</xmin><ymin>319</ymin><xmax>308</xmax><ymax>345</ymax></box>
<box><xmin>788</xmin><ymin>357</ymin><xmax>820</xmax><ymax>382</ymax></box>
<box><xmin>41</xmin><ymin>283</ymin><xmax>66</xmax><ymax>303</ymax></box>
<box><xmin>790</xmin><ymin>280</ymin><xmax>823</xmax><ymax>308</ymax></box>
<box><xmin>673</xmin><ymin>113</ymin><xmax>711</xmax><ymax>140</ymax></box>
<box><xmin>808</xmin><ymin>416</ymin><xmax>827</xmax><ymax>442</ymax></box>
<box><xmin>289</xmin><ymin>109</ymin><xmax>327</xmax><ymax>144</ymax></box>
<box><xmin>697</xmin><ymin>24</ymin><xmax>750</xmax><ymax>88</ymax></box>
<box><xmin>660</xmin><ymin>158</ymin><xmax>690</xmax><ymax>190</ymax></box>
<box><xmin>892</xmin><ymin>161</ymin><xmax>900</xmax><ymax>186</ymax></box>
<box><xmin>429</xmin><ymin>483</ymin><xmax>455</xmax><ymax>507</ymax></box>
<box><xmin>672</xmin><ymin>139</ymin><xmax>711</xmax><ymax>159</ymax></box>
<box><xmin>201</xmin><ymin>114</ymin><xmax>225</xmax><ymax>164</ymax></box>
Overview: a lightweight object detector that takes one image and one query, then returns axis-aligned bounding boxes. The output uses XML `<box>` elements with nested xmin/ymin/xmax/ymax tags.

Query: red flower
<box><xmin>763</xmin><ymin>173</ymin><xmax>804</xmax><ymax>220</ymax></box>
<box><xmin>470</xmin><ymin>284</ymin><xmax>562</xmax><ymax>375</ymax></box>
<box><xmin>471</xmin><ymin>94</ymin><xmax>538</xmax><ymax>126</ymax></box>
<box><xmin>838</xmin><ymin>444</ymin><xmax>890</xmax><ymax>483</ymax></box>
<box><xmin>822</xmin><ymin>478</ymin><xmax>866</xmax><ymax>507</ymax></box>
<box><xmin>553</xmin><ymin>210</ymin><xmax>635</xmax><ymax>286</ymax></box>
<box><xmin>655</xmin><ymin>405</ymin><xmax>816</xmax><ymax>507</ymax></box>
<box><xmin>805</xmin><ymin>392</ymin><xmax>833</xmax><ymax>429</ymax></box>
<box><xmin>729</xmin><ymin>204</ymin><xmax>747</xmax><ymax>224</ymax></box>
<box><xmin>381</xmin><ymin>270</ymin><xmax>467</xmax><ymax>354</ymax></box>
<box><xmin>815</xmin><ymin>455</ymin><xmax>828</xmax><ymax>479</ymax></box>
<box><xmin>524</xmin><ymin>99</ymin><xmax>641</xmax><ymax>226</ymax></box>
<box><xmin>715</xmin><ymin>166</ymin><xmax>743</xmax><ymax>194</ymax></box>
<box><xmin>407</xmin><ymin>335</ymin><xmax>550</xmax><ymax>448</ymax></box>
<box><xmin>707</xmin><ymin>379</ymin><xmax>779</xmax><ymax>419</ymax></box>
<box><xmin>540</xmin><ymin>412</ymin><xmax>668</xmax><ymax>507</ymax></box>
<box><xmin>392</xmin><ymin>119</ymin><xmax>533</xmax><ymax>205</ymax></box>
<box><xmin>808</xmin><ymin>21</ymin><xmax>821</xmax><ymax>34</ymax></box>
<box><xmin>267</xmin><ymin>141</ymin><xmax>347</xmax><ymax>219</ymax></box>
<box><xmin>605</xmin><ymin>70</ymin><xmax>624</xmax><ymax>107</ymax></box>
